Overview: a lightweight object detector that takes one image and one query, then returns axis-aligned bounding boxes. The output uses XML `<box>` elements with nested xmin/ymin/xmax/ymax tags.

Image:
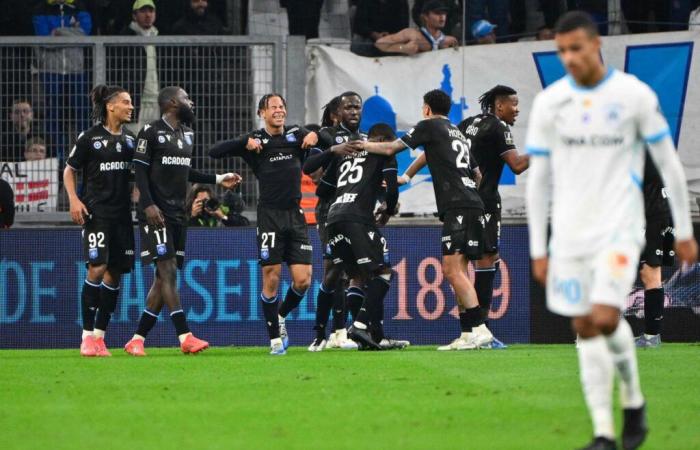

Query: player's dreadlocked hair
<box><xmin>478</xmin><ymin>85</ymin><xmax>517</xmax><ymax>113</ymax></box>
<box><xmin>91</xmin><ymin>84</ymin><xmax>127</xmax><ymax>124</ymax></box>
<box><xmin>257</xmin><ymin>93</ymin><xmax>287</xmax><ymax>114</ymax></box>
<box><xmin>321</xmin><ymin>96</ymin><xmax>342</xmax><ymax>127</ymax></box>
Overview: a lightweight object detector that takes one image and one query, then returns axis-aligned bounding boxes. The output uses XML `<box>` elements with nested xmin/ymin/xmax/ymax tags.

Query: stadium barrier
<box><xmin>2</xmin><ymin>225</ymin><xmax>699</xmax><ymax>349</ymax></box>
<box><xmin>0</xmin><ymin>35</ymin><xmax>294</xmax><ymax>218</ymax></box>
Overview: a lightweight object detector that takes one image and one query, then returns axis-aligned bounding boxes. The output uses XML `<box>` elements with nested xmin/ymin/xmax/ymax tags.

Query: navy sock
<box><xmin>279</xmin><ymin>285</ymin><xmax>306</xmax><ymax>318</ymax></box>
<box><xmin>314</xmin><ymin>283</ymin><xmax>335</xmax><ymax>338</ymax></box>
<box><xmin>331</xmin><ymin>280</ymin><xmax>347</xmax><ymax>330</ymax></box>
<box><xmin>346</xmin><ymin>286</ymin><xmax>365</xmax><ymax>321</ymax></box>
<box><xmin>261</xmin><ymin>293</ymin><xmax>280</xmax><ymax>339</ymax></box>
<box><xmin>475</xmin><ymin>263</ymin><xmax>497</xmax><ymax>323</ymax></box>
<box><xmin>459</xmin><ymin>312</ymin><xmax>472</xmax><ymax>333</ymax></box>
<box><xmin>81</xmin><ymin>279</ymin><xmax>100</xmax><ymax>331</ymax></box>
<box><xmin>644</xmin><ymin>287</ymin><xmax>664</xmax><ymax>335</ymax></box>
<box><xmin>170</xmin><ymin>309</ymin><xmax>190</xmax><ymax>336</ymax></box>
<box><xmin>356</xmin><ymin>276</ymin><xmax>390</xmax><ymax>327</ymax></box>
<box><xmin>464</xmin><ymin>306</ymin><xmax>483</xmax><ymax>329</ymax></box>
<box><xmin>135</xmin><ymin>309</ymin><xmax>158</xmax><ymax>338</ymax></box>
<box><xmin>95</xmin><ymin>282</ymin><xmax>119</xmax><ymax>332</ymax></box>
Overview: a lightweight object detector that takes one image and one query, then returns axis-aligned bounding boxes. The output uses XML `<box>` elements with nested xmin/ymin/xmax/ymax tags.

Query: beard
<box><xmin>176</xmin><ymin>104</ymin><xmax>195</xmax><ymax>124</ymax></box>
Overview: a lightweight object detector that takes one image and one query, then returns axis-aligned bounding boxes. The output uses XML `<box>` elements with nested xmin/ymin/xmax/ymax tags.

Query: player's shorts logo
<box><xmin>260</xmin><ymin>248</ymin><xmax>270</xmax><ymax>260</ymax></box>
<box><xmin>156</xmin><ymin>243</ymin><xmax>167</xmax><ymax>256</ymax></box>
<box><xmin>325</xmin><ymin>244</ymin><xmax>331</xmax><ymax>255</ymax></box>
<box><xmin>88</xmin><ymin>248</ymin><xmax>98</xmax><ymax>260</ymax></box>
<box><xmin>93</xmin><ymin>141</ymin><xmax>102</xmax><ymax>150</ymax></box>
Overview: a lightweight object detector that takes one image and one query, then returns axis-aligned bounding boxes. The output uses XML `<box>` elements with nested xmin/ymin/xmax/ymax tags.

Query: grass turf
<box><xmin>1</xmin><ymin>344</ymin><xmax>698</xmax><ymax>450</ymax></box>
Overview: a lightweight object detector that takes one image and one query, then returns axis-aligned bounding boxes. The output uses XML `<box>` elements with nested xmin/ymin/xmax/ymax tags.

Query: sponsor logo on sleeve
<box><xmin>136</xmin><ymin>139</ymin><xmax>147</xmax><ymax>154</ymax></box>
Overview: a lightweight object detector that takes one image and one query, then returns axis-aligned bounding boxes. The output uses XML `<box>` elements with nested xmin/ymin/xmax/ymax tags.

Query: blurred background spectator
<box><xmin>464</xmin><ymin>0</ymin><xmax>508</xmax><ymax>41</ymax></box>
<box><xmin>0</xmin><ymin>178</ymin><xmax>14</xmax><ymax>228</ymax></box>
<box><xmin>1</xmin><ymin>99</ymin><xmax>41</xmax><ymax>162</ymax></box>
<box><xmin>172</xmin><ymin>0</ymin><xmax>225</xmax><ymax>35</ymax></box>
<box><xmin>411</xmin><ymin>0</ymin><xmax>460</xmax><ymax>37</ymax></box>
<box><xmin>32</xmin><ymin>0</ymin><xmax>92</xmax><ymax>161</ymax></box>
<box><xmin>471</xmin><ymin>18</ymin><xmax>496</xmax><ymax>44</ymax></box>
<box><xmin>351</xmin><ymin>0</ymin><xmax>409</xmax><ymax>57</ymax></box>
<box><xmin>221</xmin><ymin>190</ymin><xmax>250</xmax><ymax>226</ymax></box>
<box><xmin>24</xmin><ymin>137</ymin><xmax>47</xmax><ymax>162</ymax></box>
<box><xmin>281</xmin><ymin>0</ymin><xmax>324</xmax><ymax>39</ymax></box>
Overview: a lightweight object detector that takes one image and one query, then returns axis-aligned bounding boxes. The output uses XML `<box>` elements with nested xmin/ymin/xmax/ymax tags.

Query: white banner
<box><xmin>306</xmin><ymin>31</ymin><xmax>700</xmax><ymax>216</ymax></box>
<box><xmin>0</xmin><ymin>158</ymin><xmax>59</xmax><ymax>213</ymax></box>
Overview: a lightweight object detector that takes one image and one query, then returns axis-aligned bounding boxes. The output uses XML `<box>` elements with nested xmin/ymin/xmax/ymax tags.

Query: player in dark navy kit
<box><xmin>124</xmin><ymin>86</ymin><xmax>241</xmax><ymax>356</ymax></box>
<box><xmin>636</xmin><ymin>152</ymin><xmax>675</xmax><ymax>348</ymax></box>
<box><xmin>310</xmin><ymin>122</ymin><xmax>400</xmax><ymax>350</ymax></box>
<box><xmin>64</xmin><ymin>85</ymin><xmax>136</xmax><ymax>357</ymax></box>
<box><xmin>353</xmin><ymin>89</ymin><xmax>494</xmax><ymax>350</ymax></box>
<box><xmin>209</xmin><ymin>93</ymin><xmax>321</xmax><ymax>355</ymax></box>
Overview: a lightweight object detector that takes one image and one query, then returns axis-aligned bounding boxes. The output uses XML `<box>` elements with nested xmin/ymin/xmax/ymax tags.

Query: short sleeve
<box><xmin>65</xmin><ymin>132</ymin><xmax>90</xmax><ymax>170</ymax></box>
<box><xmin>494</xmin><ymin>121</ymin><xmax>517</xmax><ymax>156</ymax></box>
<box><xmin>524</xmin><ymin>95</ymin><xmax>552</xmax><ymax>157</ymax></box>
<box><xmin>400</xmin><ymin>120</ymin><xmax>432</xmax><ymax>150</ymax></box>
<box><xmin>638</xmin><ymin>84</ymin><xmax>672</xmax><ymax>144</ymax></box>
<box><xmin>133</xmin><ymin>126</ymin><xmax>153</xmax><ymax>166</ymax></box>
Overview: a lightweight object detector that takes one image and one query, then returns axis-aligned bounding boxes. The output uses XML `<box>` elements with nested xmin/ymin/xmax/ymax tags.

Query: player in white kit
<box><xmin>525</xmin><ymin>12</ymin><xmax>697</xmax><ymax>450</ymax></box>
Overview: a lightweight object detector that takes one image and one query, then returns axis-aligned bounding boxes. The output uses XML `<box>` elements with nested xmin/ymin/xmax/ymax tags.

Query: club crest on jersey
<box><xmin>177</xmin><ymin>139</ymin><xmax>183</xmax><ymax>149</ymax></box>
<box><xmin>93</xmin><ymin>141</ymin><xmax>102</xmax><ymax>150</ymax></box>
<box><xmin>335</xmin><ymin>136</ymin><xmax>345</xmax><ymax>144</ymax></box>
<box><xmin>285</xmin><ymin>133</ymin><xmax>297</xmax><ymax>143</ymax></box>
<box><xmin>125</xmin><ymin>137</ymin><xmax>135</xmax><ymax>149</ymax></box>
<box><xmin>116</xmin><ymin>142</ymin><xmax>122</xmax><ymax>152</ymax></box>
<box><xmin>184</xmin><ymin>134</ymin><xmax>192</xmax><ymax>146</ymax></box>
<box><xmin>255</xmin><ymin>138</ymin><xmax>262</xmax><ymax>146</ymax></box>
<box><xmin>136</xmin><ymin>139</ymin><xmax>147</xmax><ymax>154</ymax></box>
<box><xmin>158</xmin><ymin>135</ymin><xmax>166</xmax><ymax>144</ymax></box>
<box><xmin>88</xmin><ymin>248</ymin><xmax>98</xmax><ymax>260</ymax></box>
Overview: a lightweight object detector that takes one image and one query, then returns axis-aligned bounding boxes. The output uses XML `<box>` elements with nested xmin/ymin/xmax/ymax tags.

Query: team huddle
<box><xmin>64</xmin><ymin>11</ymin><xmax>697</xmax><ymax>450</ymax></box>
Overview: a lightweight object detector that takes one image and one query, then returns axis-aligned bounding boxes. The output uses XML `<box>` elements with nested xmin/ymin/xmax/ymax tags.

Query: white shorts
<box><xmin>546</xmin><ymin>241</ymin><xmax>641</xmax><ymax>317</ymax></box>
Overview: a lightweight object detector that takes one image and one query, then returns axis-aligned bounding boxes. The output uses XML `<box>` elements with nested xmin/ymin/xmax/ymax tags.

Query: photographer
<box><xmin>187</xmin><ymin>184</ymin><xmax>228</xmax><ymax>227</ymax></box>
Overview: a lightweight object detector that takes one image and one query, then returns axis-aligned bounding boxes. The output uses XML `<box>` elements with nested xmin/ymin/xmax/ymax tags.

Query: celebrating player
<box><xmin>208</xmin><ymin>93</ymin><xmax>320</xmax><ymax>355</ymax></box>
<box><xmin>123</xmin><ymin>86</ymin><xmax>241</xmax><ymax>356</ymax></box>
<box><xmin>636</xmin><ymin>153</ymin><xmax>675</xmax><ymax>348</ymax></box>
<box><xmin>352</xmin><ymin>89</ymin><xmax>494</xmax><ymax>350</ymax></box>
<box><xmin>526</xmin><ymin>12</ymin><xmax>696</xmax><ymax>450</ymax></box>
<box><xmin>64</xmin><ymin>85</ymin><xmax>136</xmax><ymax>357</ymax></box>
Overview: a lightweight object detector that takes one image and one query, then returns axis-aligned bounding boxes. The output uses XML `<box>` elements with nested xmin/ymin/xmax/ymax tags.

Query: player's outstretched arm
<box><xmin>399</xmin><ymin>152</ymin><xmax>427</xmax><ymax>185</ymax></box>
<box><xmin>303</xmin><ymin>143</ymin><xmax>357</xmax><ymax>174</ymax></box>
<box><xmin>188</xmin><ymin>169</ymin><xmax>243</xmax><ymax>190</ymax></box>
<box><xmin>359</xmin><ymin>139</ymin><xmax>406</xmax><ymax>156</ymax></box>
<box><xmin>502</xmin><ymin>150</ymin><xmax>530</xmax><ymax>174</ymax></box>
<box><xmin>208</xmin><ymin>137</ymin><xmax>251</xmax><ymax>159</ymax></box>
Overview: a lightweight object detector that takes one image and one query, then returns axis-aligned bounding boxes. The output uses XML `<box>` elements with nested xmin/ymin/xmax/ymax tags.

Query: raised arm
<box><xmin>398</xmin><ymin>152</ymin><xmax>427</xmax><ymax>185</ymax></box>
<box><xmin>358</xmin><ymin>139</ymin><xmax>407</xmax><ymax>156</ymax></box>
<box><xmin>208</xmin><ymin>137</ymin><xmax>250</xmax><ymax>159</ymax></box>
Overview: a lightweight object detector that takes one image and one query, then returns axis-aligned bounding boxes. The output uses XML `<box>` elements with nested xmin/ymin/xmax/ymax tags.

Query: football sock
<box><xmin>134</xmin><ymin>309</ymin><xmax>158</xmax><ymax>340</ymax></box>
<box><xmin>356</xmin><ymin>275</ymin><xmax>391</xmax><ymax>327</ymax></box>
<box><xmin>260</xmin><ymin>293</ymin><xmax>280</xmax><ymax>339</ymax></box>
<box><xmin>279</xmin><ymin>285</ymin><xmax>306</xmax><ymax>318</ymax></box>
<box><xmin>644</xmin><ymin>287</ymin><xmax>664</xmax><ymax>336</ymax></box>
<box><xmin>371</xmin><ymin>295</ymin><xmax>386</xmax><ymax>343</ymax></box>
<box><xmin>95</xmin><ymin>282</ymin><xmax>119</xmax><ymax>336</ymax></box>
<box><xmin>464</xmin><ymin>306</ymin><xmax>483</xmax><ymax>330</ymax></box>
<box><xmin>346</xmin><ymin>286</ymin><xmax>365</xmax><ymax>321</ymax></box>
<box><xmin>606</xmin><ymin>319</ymin><xmax>645</xmax><ymax>409</ymax></box>
<box><xmin>475</xmin><ymin>263</ymin><xmax>497</xmax><ymax>323</ymax></box>
<box><xmin>314</xmin><ymin>283</ymin><xmax>335</xmax><ymax>337</ymax></box>
<box><xmin>577</xmin><ymin>335</ymin><xmax>615</xmax><ymax>440</ymax></box>
<box><xmin>459</xmin><ymin>311</ymin><xmax>472</xmax><ymax>333</ymax></box>
<box><xmin>170</xmin><ymin>309</ymin><xmax>190</xmax><ymax>338</ymax></box>
<box><xmin>80</xmin><ymin>279</ymin><xmax>100</xmax><ymax>332</ymax></box>
<box><xmin>331</xmin><ymin>280</ymin><xmax>347</xmax><ymax>331</ymax></box>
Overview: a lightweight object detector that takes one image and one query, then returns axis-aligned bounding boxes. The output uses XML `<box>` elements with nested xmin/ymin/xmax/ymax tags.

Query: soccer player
<box><xmin>525</xmin><ymin>12</ymin><xmax>696</xmax><ymax>450</ymax></box>
<box><xmin>208</xmin><ymin>93</ymin><xmax>321</xmax><ymax>355</ymax></box>
<box><xmin>64</xmin><ymin>85</ymin><xmax>137</xmax><ymax>357</ymax></box>
<box><xmin>318</xmin><ymin>122</ymin><xmax>400</xmax><ymax>350</ymax></box>
<box><xmin>351</xmin><ymin>89</ymin><xmax>494</xmax><ymax>350</ymax></box>
<box><xmin>123</xmin><ymin>86</ymin><xmax>241</xmax><ymax>356</ymax></box>
<box><xmin>636</xmin><ymin>153</ymin><xmax>675</xmax><ymax>348</ymax></box>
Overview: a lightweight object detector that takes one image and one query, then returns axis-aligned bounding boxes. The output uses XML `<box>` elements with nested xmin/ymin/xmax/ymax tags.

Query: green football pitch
<box><xmin>1</xmin><ymin>344</ymin><xmax>698</xmax><ymax>450</ymax></box>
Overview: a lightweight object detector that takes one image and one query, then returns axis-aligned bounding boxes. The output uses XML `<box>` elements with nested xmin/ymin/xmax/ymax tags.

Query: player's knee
<box><xmin>263</xmin><ymin>266</ymin><xmax>281</xmax><ymax>288</ymax></box>
<box><xmin>591</xmin><ymin>314</ymin><xmax>619</xmax><ymax>336</ymax></box>
<box><xmin>442</xmin><ymin>262</ymin><xmax>462</xmax><ymax>283</ymax></box>
<box><xmin>572</xmin><ymin>316</ymin><xmax>597</xmax><ymax>338</ymax></box>
<box><xmin>639</xmin><ymin>264</ymin><xmax>661</xmax><ymax>289</ymax></box>
<box><xmin>294</xmin><ymin>274</ymin><xmax>312</xmax><ymax>292</ymax></box>
<box><xmin>88</xmin><ymin>263</ymin><xmax>107</xmax><ymax>280</ymax></box>
<box><xmin>102</xmin><ymin>270</ymin><xmax>120</xmax><ymax>287</ymax></box>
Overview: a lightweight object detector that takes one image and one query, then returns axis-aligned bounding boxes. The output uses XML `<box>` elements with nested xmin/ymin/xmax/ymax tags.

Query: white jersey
<box><xmin>525</xmin><ymin>68</ymin><xmax>692</xmax><ymax>258</ymax></box>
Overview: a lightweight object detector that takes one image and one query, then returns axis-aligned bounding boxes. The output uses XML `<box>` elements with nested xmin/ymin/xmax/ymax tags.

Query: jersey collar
<box><xmin>161</xmin><ymin>115</ymin><xmax>177</xmax><ymax>131</ymax></box>
<box><xmin>567</xmin><ymin>67</ymin><xmax>615</xmax><ymax>92</ymax></box>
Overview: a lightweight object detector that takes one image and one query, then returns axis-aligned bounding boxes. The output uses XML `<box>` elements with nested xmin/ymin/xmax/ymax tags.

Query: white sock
<box><xmin>606</xmin><ymin>319</ymin><xmax>645</xmax><ymax>409</ymax></box>
<box><xmin>353</xmin><ymin>321</ymin><xmax>367</xmax><ymax>330</ymax></box>
<box><xmin>178</xmin><ymin>332</ymin><xmax>191</xmax><ymax>344</ymax></box>
<box><xmin>82</xmin><ymin>330</ymin><xmax>93</xmax><ymax>339</ymax></box>
<box><xmin>93</xmin><ymin>329</ymin><xmax>105</xmax><ymax>339</ymax></box>
<box><xmin>132</xmin><ymin>334</ymin><xmax>145</xmax><ymax>342</ymax></box>
<box><xmin>577</xmin><ymin>335</ymin><xmax>615</xmax><ymax>440</ymax></box>
<box><xmin>278</xmin><ymin>315</ymin><xmax>286</xmax><ymax>324</ymax></box>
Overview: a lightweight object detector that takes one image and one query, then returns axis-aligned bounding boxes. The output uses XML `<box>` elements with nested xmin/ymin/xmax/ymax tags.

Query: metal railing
<box><xmin>0</xmin><ymin>35</ymin><xmax>286</xmax><ymax>224</ymax></box>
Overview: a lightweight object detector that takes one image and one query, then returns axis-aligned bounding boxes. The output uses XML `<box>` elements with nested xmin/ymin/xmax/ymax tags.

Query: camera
<box><xmin>204</xmin><ymin>197</ymin><xmax>220</xmax><ymax>210</ymax></box>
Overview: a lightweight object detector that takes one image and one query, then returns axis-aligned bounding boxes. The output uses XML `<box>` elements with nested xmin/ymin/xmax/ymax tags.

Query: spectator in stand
<box><xmin>536</xmin><ymin>25</ymin><xmax>555</xmax><ymax>40</ymax></box>
<box><xmin>32</xmin><ymin>0</ymin><xmax>92</xmax><ymax>161</ymax></box>
<box><xmin>24</xmin><ymin>137</ymin><xmax>48</xmax><ymax>162</ymax></box>
<box><xmin>118</xmin><ymin>0</ymin><xmax>161</xmax><ymax>132</ymax></box>
<box><xmin>411</xmin><ymin>0</ymin><xmax>460</xmax><ymax>37</ymax></box>
<box><xmin>472</xmin><ymin>19</ymin><xmax>497</xmax><ymax>44</ymax></box>
<box><xmin>187</xmin><ymin>185</ymin><xmax>229</xmax><ymax>227</ymax></box>
<box><xmin>351</xmin><ymin>0</ymin><xmax>409</xmax><ymax>57</ymax></box>
<box><xmin>281</xmin><ymin>0</ymin><xmax>324</xmax><ymax>40</ymax></box>
<box><xmin>221</xmin><ymin>190</ymin><xmax>250</xmax><ymax>227</ymax></box>
<box><xmin>172</xmin><ymin>0</ymin><xmax>224</xmax><ymax>35</ymax></box>
<box><xmin>464</xmin><ymin>0</ymin><xmax>509</xmax><ymax>41</ymax></box>
<box><xmin>375</xmin><ymin>0</ymin><xmax>458</xmax><ymax>56</ymax></box>
<box><xmin>0</xmin><ymin>178</ymin><xmax>14</xmax><ymax>228</ymax></box>
<box><xmin>1</xmin><ymin>99</ymin><xmax>41</xmax><ymax>162</ymax></box>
